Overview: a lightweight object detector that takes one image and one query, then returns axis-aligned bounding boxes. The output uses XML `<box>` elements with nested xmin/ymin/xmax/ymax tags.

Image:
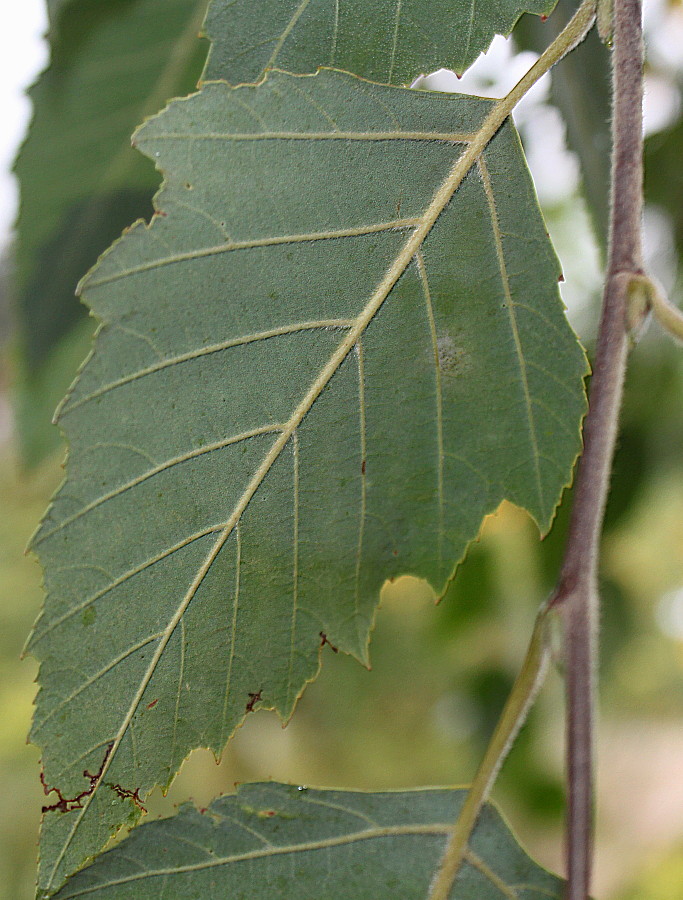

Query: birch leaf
<box><xmin>203</xmin><ymin>0</ymin><xmax>559</xmax><ymax>85</ymax></box>
<box><xmin>51</xmin><ymin>784</ymin><xmax>564</xmax><ymax>899</ymax></box>
<box><xmin>31</xmin><ymin>69</ymin><xmax>586</xmax><ymax>896</ymax></box>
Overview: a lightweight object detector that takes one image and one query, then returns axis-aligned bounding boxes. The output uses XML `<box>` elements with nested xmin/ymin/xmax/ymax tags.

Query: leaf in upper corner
<box><xmin>202</xmin><ymin>0</ymin><xmax>559</xmax><ymax>86</ymax></box>
<box><xmin>50</xmin><ymin>784</ymin><xmax>564</xmax><ymax>899</ymax></box>
<box><xmin>31</xmin><ymin>69</ymin><xmax>586</xmax><ymax>895</ymax></box>
<box><xmin>13</xmin><ymin>0</ymin><xmax>208</xmax><ymax>466</ymax></box>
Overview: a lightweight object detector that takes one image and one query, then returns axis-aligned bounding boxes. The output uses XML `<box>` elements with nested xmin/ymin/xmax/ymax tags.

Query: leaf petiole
<box><xmin>427</xmin><ymin>601</ymin><xmax>558</xmax><ymax>900</ymax></box>
<box><xmin>627</xmin><ymin>273</ymin><xmax>683</xmax><ymax>343</ymax></box>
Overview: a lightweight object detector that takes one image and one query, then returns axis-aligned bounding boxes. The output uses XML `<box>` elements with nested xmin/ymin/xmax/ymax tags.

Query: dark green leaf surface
<box><xmin>52</xmin><ymin>784</ymin><xmax>563</xmax><ymax>899</ymax></box>
<box><xmin>31</xmin><ymin>69</ymin><xmax>586</xmax><ymax>895</ymax></box>
<box><xmin>14</xmin><ymin>0</ymin><xmax>208</xmax><ymax>465</ymax></box>
<box><xmin>203</xmin><ymin>0</ymin><xmax>558</xmax><ymax>86</ymax></box>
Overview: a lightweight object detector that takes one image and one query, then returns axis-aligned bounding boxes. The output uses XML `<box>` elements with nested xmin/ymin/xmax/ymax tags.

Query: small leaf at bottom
<box><xmin>52</xmin><ymin>784</ymin><xmax>564</xmax><ymax>899</ymax></box>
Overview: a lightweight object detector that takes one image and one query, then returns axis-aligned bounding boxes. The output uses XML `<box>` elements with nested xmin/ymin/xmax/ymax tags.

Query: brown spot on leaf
<box><xmin>108</xmin><ymin>783</ymin><xmax>146</xmax><ymax>812</ymax></box>
<box><xmin>320</xmin><ymin>632</ymin><xmax>339</xmax><ymax>653</ymax></box>
<box><xmin>246</xmin><ymin>689</ymin><xmax>263</xmax><ymax>713</ymax></box>
<box><xmin>41</xmin><ymin>743</ymin><xmax>113</xmax><ymax>814</ymax></box>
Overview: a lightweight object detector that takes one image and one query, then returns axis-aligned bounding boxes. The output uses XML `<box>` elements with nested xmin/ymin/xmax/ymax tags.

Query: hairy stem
<box><xmin>483</xmin><ymin>0</ymin><xmax>598</xmax><ymax>121</ymax></box>
<box><xmin>549</xmin><ymin>1</ymin><xmax>644</xmax><ymax>898</ymax></box>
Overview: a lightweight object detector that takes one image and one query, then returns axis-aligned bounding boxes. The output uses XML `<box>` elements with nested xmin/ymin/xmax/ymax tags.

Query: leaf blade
<box><xmin>50</xmin><ymin>785</ymin><xmax>564</xmax><ymax>899</ymax></box>
<box><xmin>32</xmin><ymin>70</ymin><xmax>586</xmax><ymax>895</ymax></box>
<box><xmin>202</xmin><ymin>0</ymin><xmax>559</xmax><ymax>86</ymax></box>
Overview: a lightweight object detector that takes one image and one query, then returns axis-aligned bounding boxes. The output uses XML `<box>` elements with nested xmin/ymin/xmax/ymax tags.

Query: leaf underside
<box><xmin>203</xmin><ymin>0</ymin><xmax>559</xmax><ymax>86</ymax></box>
<box><xmin>14</xmin><ymin>0</ymin><xmax>208</xmax><ymax>465</ymax></box>
<box><xmin>31</xmin><ymin>69</ymin><xmax>586</xmax><ymax>895</ymax></box>
<box><xmin>51</xmin><ymin>784</ymin><xmax>563</xmax><ymax>899</ymax></box>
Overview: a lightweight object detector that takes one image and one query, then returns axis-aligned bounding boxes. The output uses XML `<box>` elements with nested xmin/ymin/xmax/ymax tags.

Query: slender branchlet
<box><xmin>549</xmin><ymin>1</ymin><xmax>644</xmax><ymax>898</ymax></box>
<box><xmin>427</xmin><ymin>602</ymin><xmax>556</xmax><ymax>900</ymax></box>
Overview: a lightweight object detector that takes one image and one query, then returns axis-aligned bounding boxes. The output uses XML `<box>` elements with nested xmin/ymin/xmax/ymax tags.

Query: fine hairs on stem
<box><xmin>551</xmin><ymin>1</ymin><xmax>644</xmax><ymax>897</ymax></box>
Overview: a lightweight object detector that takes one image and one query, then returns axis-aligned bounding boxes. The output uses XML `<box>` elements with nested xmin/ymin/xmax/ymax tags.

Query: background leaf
<box><xmin>646</xmin><ymin>115</ymin><xmax>683</xmax><ymax>268</ymax></box>
<box><xmin>31</xmin><ymin>69</ymin><xmax>586</xmax><ymax>895</ymax></box>
<box><xmin>50</xmin><ymin>784</ymin><xmax>564</xmax><ymax>899</ymax></box>
<box><xmin>515</xmin><ymin>0</ymin><xmax>611</xmax><ymax>247</ymax></box>
<box><xmin>202</xmin><ymin>0</ymin><xmax>559</xmax><ymax>86</ymax></box>
<box><xmin>13</xmin><ymin>0</ymin><xmax>208</xmax><ymax>465</ymax></box>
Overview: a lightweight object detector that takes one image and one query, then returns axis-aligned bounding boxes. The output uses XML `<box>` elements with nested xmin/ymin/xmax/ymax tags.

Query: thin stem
<box><xmin>486</xmin><ymin>0</ymin><xmax>598</xmax><ymax>120</ymax></box>
<box><xmin>628</xmin><ymin>273</ymin><xmax>683</xmax><ymax>342</ymax></box>
<box><xmin>427</xmin><ymin>604</ymin><xmax>554</xmax><ymax>900</ymax></box>
<box><xmin>550</xmin><ymin>2</ymin><xmax>644</xmax><ymax>898</ymax></box>
<box><xmin>649</xmin><ymin>286</ymin><xmax>683</xmax><ymax>341</ymax></box>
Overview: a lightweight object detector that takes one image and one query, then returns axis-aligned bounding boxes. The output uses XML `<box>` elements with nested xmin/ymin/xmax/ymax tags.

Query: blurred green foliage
<box><xmin>516</xmin><ymin>0</ymin><xmax>612</xmax><ymax>247</ymax></box>
<box><xmin>0</xmin><ymin>437</ymin><xmax>60</xmax><ymax>900</ymax></box>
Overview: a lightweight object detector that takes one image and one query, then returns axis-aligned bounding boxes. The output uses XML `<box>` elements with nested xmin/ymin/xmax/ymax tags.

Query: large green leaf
<box><xmin>14</xmin><ymin>0</ymin><xmax>208</xmax><ymax>465</ymax></box>
<box><xmin>202</xmin><ymin>0</ymin><xmax>559</xmax><ymax>86</ymax></box>
<box><xmin>30</xmin><ymin>69</ymin><xmax>586</xmax><ymax>895</ymax></box>
<box><xmin>51</xmin><ymin>784</ymin><xmax>563</xmax><ymax>899</ymax></box>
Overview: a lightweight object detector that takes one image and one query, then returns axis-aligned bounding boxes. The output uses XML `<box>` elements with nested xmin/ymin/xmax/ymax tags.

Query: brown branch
<box><xmin>549</xmin><ymin>1</ymin><xmax>644</xmax><ymax>898</ymax></box>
